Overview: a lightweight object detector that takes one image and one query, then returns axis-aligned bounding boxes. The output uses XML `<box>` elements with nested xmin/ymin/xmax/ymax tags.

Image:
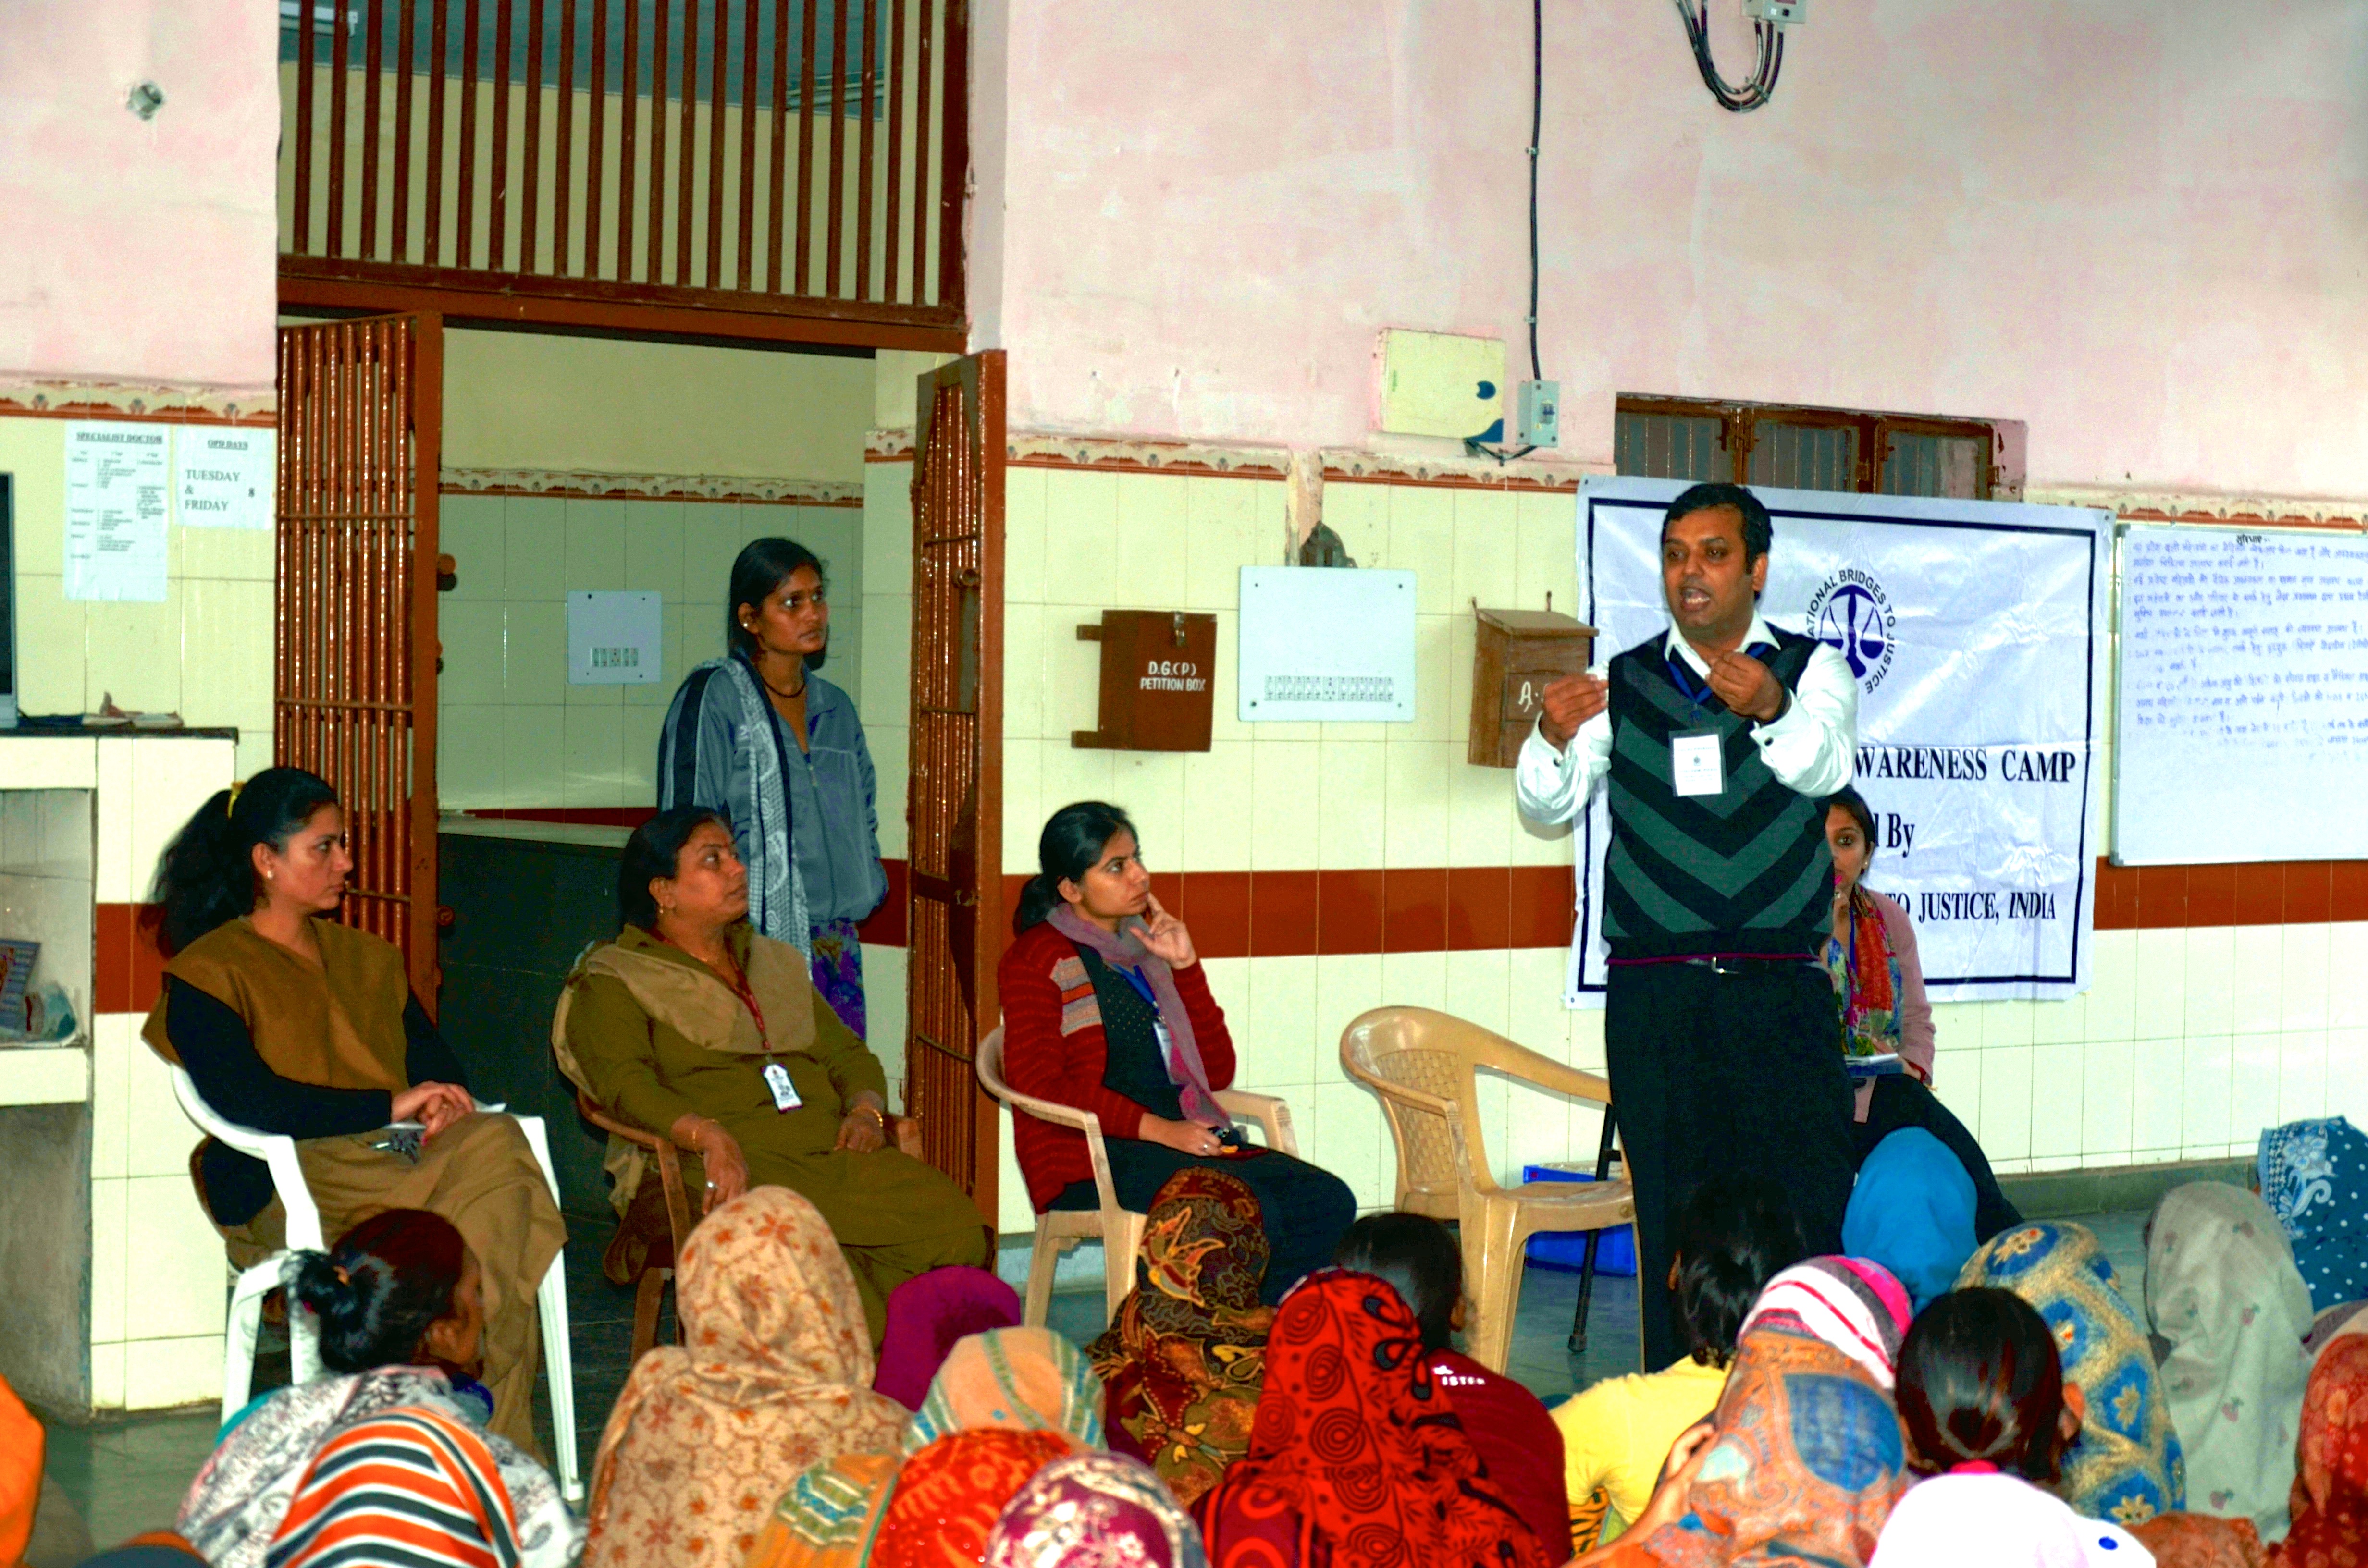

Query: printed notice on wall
<box><xmin>175</xmin><ymin>427</ymin><xmax>274</xmax><ymax>530</ymax></box>
<box><xmin>64</xmin><ymin>422</ymin><xmax>169</xmax><ymax>602</ymax></box>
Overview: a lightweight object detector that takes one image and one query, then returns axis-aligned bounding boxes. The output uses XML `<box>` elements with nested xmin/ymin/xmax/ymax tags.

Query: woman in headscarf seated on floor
<box><xmin>2145</xmin><ymin>1183</ymin><xmax>2315</xmax><ymax>1547</ymax></box>
<box><xmin>1556</xmin><ymin>1176</ymin><xmax>1808</xmax><ymax>1553</ymax></box>
<box><xmin>1958</xmin><ymin>1220</ymin><xmax>2187</xmax><ymax>1528</ymax></box>
<box><xmin>1822</xmin><ymin>786</ymin><xmax>2021</xmax><ymax>1241</ymax></box>
<box><xmin>1873</xmin><ymin>1286</ymin><xmax>2153</xmax><ymax>1567</ymax></box>
<box><xmin>560</xmin><ymin>806</ymin><xmax>987</xmax><ymax>1343</ymax></box>
<box><xmin>2260</xmin><ymin>1117</ymin><xmax>2368</xmax><ymax>1319</ymax></box>
<box><xmin>1194</xmin><ymin>1269</ymin><xmax>1552</xmax><ymax>1568</ymax></box>
<box><xmin>580</xmin><ymin>1187</ymin><xmax>913</xmax><ymax>1568</ymax></box>
<box><xmin>144</xmin><ymin>766</ymin><xmax>564</xmax><ymax>1452</ymax></box>
<box><xmin>177</xmin><ymin>1208</ymin><xmax>579</xmax><ymax>1568</ymax></box>
<box><xmin>873</xmin><ymin>1265</ymin><xmax>1024</xmax><ymax>1411</ymax></box>
<box><xmin>1577</xmin><ymin>1257</ymin><xmax>1916</xmax><ymax>1568</ymax></box>
<box><xmin>988</xmin><ymin>1452</ymin><xmax>1213</xmax><ymax>1568</ymax></box>
<box><xmin>1086</xmin><ymin>1167</ymin><xmax>1275</xmax><ymax>1507</ymax></box>
<box><xmin>745</xmin><ymin>1326</ymin><xmax>1106</xmax><ymax>1568</ymax></box>
<box><xmin>998</xmin><ymin>801</ymin><xmax>1356</xmax><ymax>1306</ymax></box>
<box><xmin>1844</xmin><ymin>1127</ymin><xmax>1979</xmax><ymax>1313</ymax></box>
<box><xmin>1333</xmin><ymin>1212</ymin><xmax>1572</xmax><ymax>1558</ymax></box>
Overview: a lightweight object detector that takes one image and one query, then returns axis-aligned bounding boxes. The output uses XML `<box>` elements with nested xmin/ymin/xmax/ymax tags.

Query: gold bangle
<box><xmin>853</xmin><ymin>1105</ymin><xmax>886</xmax><ymax>1126</ymax></box>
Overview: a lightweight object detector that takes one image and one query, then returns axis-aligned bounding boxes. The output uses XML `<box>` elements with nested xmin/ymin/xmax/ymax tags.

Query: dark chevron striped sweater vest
<box><xmin>1603</xmin><ymin>628</ymin><xmax>1834</xmax><ymax>960</ymax></box>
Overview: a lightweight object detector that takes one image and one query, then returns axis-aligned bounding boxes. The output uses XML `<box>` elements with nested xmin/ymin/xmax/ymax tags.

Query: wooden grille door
<box><xmin>905</xmin><ymin>351</ymin><xmax>1006</xmax><ymax>1222</ymax></box>
<box><xmin>275</xmin><ymin>313</ymin><xmax>444</xmax><ymax>1004</ymax></box>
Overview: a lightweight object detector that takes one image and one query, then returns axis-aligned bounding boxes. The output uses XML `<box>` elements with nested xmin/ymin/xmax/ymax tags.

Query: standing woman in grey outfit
<box><xmin>655</xmin><ymin>538</ymin><xmax>890</xmax><ymax>1035</ymax></box>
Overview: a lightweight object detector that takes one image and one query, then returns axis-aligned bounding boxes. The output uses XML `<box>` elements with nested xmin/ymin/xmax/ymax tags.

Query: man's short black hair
<box><xmin>1661</xmin><ymin>482</ymin><xmax>1774</xmax><ymax>566</ymax></box>
<box><xmin>1670</xmin><ymin>1174</ymin><xmax>1807</xmax><ymax>1368</ymax></box>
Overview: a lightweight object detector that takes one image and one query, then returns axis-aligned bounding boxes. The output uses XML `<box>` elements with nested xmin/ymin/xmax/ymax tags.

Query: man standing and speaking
<box><xmin>1516</xmin><ymin>482</ymin><xmax>1859</xmax><ymax>1370</ymax></box>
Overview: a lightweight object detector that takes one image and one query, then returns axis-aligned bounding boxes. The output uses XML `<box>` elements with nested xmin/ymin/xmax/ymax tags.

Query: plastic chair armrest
<box><xmin>1211</xmin><ymin>1090</ymin><xmax>1300</xmax><ymax>1157</ymax></box>
<box><xmin>1340</xmin><ymin>1064</ymin><xmax>1461</xmax><ymax>1125</ymax></box>
<box><xmin>998</xmin><ymin>1088</ymin><xmax>1126</xmax><ymax>1220</ymax></box>
<box><xmin>1492</xmin><ymin>1047</ymin><xmax>1612</xmax><ymax>1104</ymax></box>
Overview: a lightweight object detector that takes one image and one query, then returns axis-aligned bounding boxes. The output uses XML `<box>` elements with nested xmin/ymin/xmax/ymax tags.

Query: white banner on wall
<box><xmin>1562</xmin><ymin>477</ymin><xmax>2111</xmax><ymax>1005</ymax></box>
<box><xmin>63</xmin><ymin>422</ymin><xmax>169</xmax><ymax>602</ymax></box>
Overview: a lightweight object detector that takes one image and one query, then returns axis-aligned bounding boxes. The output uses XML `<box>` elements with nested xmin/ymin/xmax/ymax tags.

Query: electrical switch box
<box><xmin>1742</xmin><ymin>0</ymin><xmax>1804</xmax><ymax>22</ymax></box>
<box><xmin>1516</xmin><ymin>380</ymin><xmax>1560</xmax><ymax>448</ymax></box>
<box><xmin>1377</xmin><ymin>330</ymin><xmax>1506</xmax><ymax>440</ymax></box>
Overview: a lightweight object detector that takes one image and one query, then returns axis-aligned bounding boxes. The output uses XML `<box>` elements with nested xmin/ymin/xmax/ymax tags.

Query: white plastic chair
<box><xmin>170</xmin><ymin>1065</ymin><xmax>582</xmax><ymax>1500</ymax></box>
<box><xmin>974</xmin><ymin>1025</ymin><xmax>1299</xmax><ymax>1329</ymax></box>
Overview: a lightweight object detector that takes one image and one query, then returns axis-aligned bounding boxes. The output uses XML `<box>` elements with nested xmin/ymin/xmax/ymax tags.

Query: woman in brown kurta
<box><xmin>561</xmin><ymin>806</ymin><xmax>987</xmax><ymax>1340</ymax></box>
<box><xmin>141</xmin><ymin>767</ymin><xmax>565</xmax><ymax>1452</ymax></box>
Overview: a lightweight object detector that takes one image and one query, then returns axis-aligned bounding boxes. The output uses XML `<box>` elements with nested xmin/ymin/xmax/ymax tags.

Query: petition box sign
<box><xmin>1564</xmin><ymin>477</ymin><xmax>2111</xmax><ymax>1004</ymax></box>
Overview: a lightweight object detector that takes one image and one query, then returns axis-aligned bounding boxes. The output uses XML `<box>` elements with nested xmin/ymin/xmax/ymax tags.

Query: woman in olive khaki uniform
<box><xmin>143</xmin><ymin>767</ymin><xmax>564</xmax><ymax>1452</ymax></box>
<box><xmin>561</xmin><ymin>807</ymin><xmax>986</xmax><ymax>1340</ymax></box>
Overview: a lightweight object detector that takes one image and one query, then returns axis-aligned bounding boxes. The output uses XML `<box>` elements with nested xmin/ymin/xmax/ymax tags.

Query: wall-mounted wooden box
<box><xmin>1073</xmin><ymin>610</ymin><xmax>1218</xmax><ymax>752</ymax></box>
<box><xmin>1468</xmin><ymin>608</ymin><xmax>1595</xmax><ymax>767</ymax></box>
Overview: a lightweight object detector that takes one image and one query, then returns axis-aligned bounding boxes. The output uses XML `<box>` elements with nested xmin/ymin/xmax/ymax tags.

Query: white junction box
<box><xmin>1516</xmin><ymin>380</ymin><xmax>1560</xmax><ymax>448</ymax></box>
<box><xmin>568</xmin><ymin>591</ymin><xmax>664</xmax><ymax>685</ymax></box>
<box><xmin>1237</xmin><ymin>567</ymin><xmax>1417</xmax><ymax>723</ymax></box>
<box><xmin>1376</xmin><ymin>329</ymin><xmax>1505</xmax><ymax>440</ymax></box>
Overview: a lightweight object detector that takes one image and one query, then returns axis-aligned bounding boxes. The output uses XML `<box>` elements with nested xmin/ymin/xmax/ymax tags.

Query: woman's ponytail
<box><xmin>1011</xmin><ymin>801</ymin><xmax>1139</xmax><ymax>935</ymax></box>
<box><xmin>150</xmin><ymin>766</ymin><xmax>341</xmax><ymax>955</ymax></box>
<box><xmin>283</xmin><ymin>1208</ymin><xmax>467</xmax><ymax>1374</ymax></box>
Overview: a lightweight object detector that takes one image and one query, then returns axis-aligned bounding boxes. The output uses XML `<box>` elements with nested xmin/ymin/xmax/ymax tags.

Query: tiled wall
<box><xmin>873</xmin><ymin>453</ymin><xmax>2368</xmax><ymax>1235</ymax></box>
<box><xmin>0</xmin><ymin>416</ymin><xmax>276</xmax><ymax>779</ymax></box>
<box><xmin>437</xmin><ymin>491</ymin><xmax>867</xmax><ymax>810</ymax></box>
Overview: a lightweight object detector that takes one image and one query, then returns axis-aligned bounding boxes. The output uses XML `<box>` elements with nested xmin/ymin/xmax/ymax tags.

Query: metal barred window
<box><xmin>1614</xmin><ymin>395</ymin><xmax>1999</xmax><ymax>500</ymax></box>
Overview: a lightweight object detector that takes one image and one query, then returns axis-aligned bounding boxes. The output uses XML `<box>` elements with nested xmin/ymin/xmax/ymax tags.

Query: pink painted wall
<box><xmin>977</xmin><ymin>0</ymin><xmax>2368</xmax><ymax>497</ymax></box>
<box><xmin>0</xmin><ymin>0</ymin><xmax>279</xmax><ymax>392</ymax></box>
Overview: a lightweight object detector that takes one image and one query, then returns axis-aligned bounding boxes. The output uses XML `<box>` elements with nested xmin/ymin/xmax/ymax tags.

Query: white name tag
<box><xmin>762</xmin><ymin>1061</ymin><xmax>802</xmax><ymax>1112</ymax></box>
<box><xmin>1672</xmin><ymin>732</ymin><xmax>1726</xmax><ymax>797</ymax></box>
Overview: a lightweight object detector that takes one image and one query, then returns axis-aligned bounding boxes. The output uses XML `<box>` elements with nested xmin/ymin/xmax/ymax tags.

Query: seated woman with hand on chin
<box><xmin>998</xmin><ymin>800</ymin><xmax>1355</xmax><ymax>1303</ymax></box>
<box><xmin>563</xmin><ymin>807</ymin><xmax>986</xmax><ymax>1342</ymax></box>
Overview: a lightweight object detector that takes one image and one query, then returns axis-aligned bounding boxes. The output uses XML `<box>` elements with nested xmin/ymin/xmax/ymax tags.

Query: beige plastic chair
<box><xmin>1340</xmin><ymin>1005</ymin><xmax>1635</xmax><ymax>1372</ymax></box>
<box><xmin>976</xmin><ymin>1025</ymin><xmax>1300</xmax><ymax>1328</ymax></box>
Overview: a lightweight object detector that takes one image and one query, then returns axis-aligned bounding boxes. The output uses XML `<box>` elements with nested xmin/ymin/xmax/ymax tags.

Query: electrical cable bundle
<box><xmin>1672</xmin><ymin>0</ymin><xmax>1785</xmax><ymax>112</ymax></box>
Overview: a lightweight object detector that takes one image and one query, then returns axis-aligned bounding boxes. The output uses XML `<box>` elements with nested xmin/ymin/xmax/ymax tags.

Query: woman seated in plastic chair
<box><xmin>998</xmin><ymin>801</ymin><xmax>1356</xmax><ymax>1304</ymax></box>
<box><xmin>142</xmin><ymin>766</ymin><xmax>565</xmax><ymax>1452</ymax></box>
<box><xmin>561</xmin><ymin>806</ymin><xmax>987</xmax><ymax>1343</ymax></box>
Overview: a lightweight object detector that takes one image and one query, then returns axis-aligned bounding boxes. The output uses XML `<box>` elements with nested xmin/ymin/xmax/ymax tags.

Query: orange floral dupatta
<box><xmin>581</xmin><ymin>1188</ymin><xmax>909</xmax><ymax>1568</ymax></box>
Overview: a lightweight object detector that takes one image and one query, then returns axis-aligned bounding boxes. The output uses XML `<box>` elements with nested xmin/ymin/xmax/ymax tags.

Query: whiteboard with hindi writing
<box><xmin>2113</xmin><ymin>524</ymin><xmax>2368</xmax><ymax>865</ymax></box>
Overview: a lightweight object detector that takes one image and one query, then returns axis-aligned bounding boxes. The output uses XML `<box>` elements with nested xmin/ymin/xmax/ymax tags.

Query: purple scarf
<box><xmin>1048</xmin><ymin>906</ymin><xmax>1232</xmax><ymax>1130</ymax></box>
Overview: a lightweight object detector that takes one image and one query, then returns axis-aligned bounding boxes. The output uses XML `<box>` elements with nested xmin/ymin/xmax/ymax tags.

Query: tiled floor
<box><xmin>42</xmin><ymin>1209</ymin><xmax>2160</xmax><ymax>1550</ymax></box>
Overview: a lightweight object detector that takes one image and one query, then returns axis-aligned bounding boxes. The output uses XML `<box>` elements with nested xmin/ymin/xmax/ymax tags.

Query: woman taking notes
<box><xmin>997</xmin><ymin>801</ymin><xmax>1355</xmax><ymax>1303</ymax></box>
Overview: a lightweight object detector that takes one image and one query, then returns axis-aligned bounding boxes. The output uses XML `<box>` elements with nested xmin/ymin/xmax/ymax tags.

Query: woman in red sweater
<box><xmin>998</xmin><ymin>801</ymin><xmax>1355</xmax><ymax>1303</ymax></box>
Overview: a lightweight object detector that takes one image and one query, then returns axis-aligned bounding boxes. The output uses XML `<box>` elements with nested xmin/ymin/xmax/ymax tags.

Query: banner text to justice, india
<box><xmin>1560</xmin><ymin>477</ymin><xmax>2110</xmax><ymax>1004</ymax></box>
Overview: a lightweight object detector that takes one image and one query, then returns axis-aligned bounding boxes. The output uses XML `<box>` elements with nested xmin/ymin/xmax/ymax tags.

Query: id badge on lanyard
<box><xmin>1671</xmin><ymin>728</ymin><xmax>1726</xmax><ymax>798</ymax></box>
<box><xmin>762</xmin><ymin>1060</ymin><xmax>802</xmax><ymax>1111</ymax></box>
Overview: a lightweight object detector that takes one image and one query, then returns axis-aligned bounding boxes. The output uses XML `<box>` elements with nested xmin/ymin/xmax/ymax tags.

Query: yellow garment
<box><xmin>1552</xmin><ymin>1355</ymin><xmax>1727</xmax><ymax>1544</ymax></box>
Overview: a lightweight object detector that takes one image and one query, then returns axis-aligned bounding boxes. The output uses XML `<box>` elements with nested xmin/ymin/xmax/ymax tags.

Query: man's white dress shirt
<box><xmin>1513</xmin><ymin>615</ymin><xmax>1859</xmax><ymax>827</ymax></box>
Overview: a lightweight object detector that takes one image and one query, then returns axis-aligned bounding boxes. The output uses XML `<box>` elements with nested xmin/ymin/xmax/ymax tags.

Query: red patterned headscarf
<box><xmin>2278</xmin><ymin>1333</ymin><xmax>2368</xmax><ymax>1567</ymax></box>
<box><xmin>873</xmin><ymin>1429</ymin><xmax>1077</xmax><ymax>1568</ymax></box>
<box><xmin>1193</xmin><ymin>1270</ymin><xmax>1548</xmax><ymax>1568</ymax></box>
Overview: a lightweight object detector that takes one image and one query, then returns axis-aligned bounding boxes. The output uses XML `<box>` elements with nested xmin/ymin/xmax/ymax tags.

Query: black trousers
<box><xmin>1050</xmin><ymin>1141</ymin><xmax>1358</xmax><ymax>1305</ymax></box>
<box><xmin>1606</xmin><ymin>958</ymin><xmax>1857</xmax><ymax>1370</ymax></box>
<box><xmin>1851</xmin><ymin>1073</ymin><xmax>2023</xmax><ymax>1243</ymax></box>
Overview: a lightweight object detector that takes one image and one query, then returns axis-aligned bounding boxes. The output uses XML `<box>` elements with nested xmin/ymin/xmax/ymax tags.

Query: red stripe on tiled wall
<box><xmin>91</xmin><ymin>857</ymin><xmax>2368</xmax><ymax>1010</ymax></box>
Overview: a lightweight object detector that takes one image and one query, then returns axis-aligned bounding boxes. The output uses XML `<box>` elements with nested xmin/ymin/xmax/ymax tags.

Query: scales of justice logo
<box><xmin>1805</xmin><ymin>567</ymin><xmax>1897</xmax><ymax>691</ymax></box>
